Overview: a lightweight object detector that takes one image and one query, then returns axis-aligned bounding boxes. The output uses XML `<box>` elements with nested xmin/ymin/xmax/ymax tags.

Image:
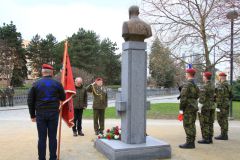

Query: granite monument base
<box><xmin>94</xmin><ymin>136</ymin><xmax>171</xmax><ymax>160</ymax></box>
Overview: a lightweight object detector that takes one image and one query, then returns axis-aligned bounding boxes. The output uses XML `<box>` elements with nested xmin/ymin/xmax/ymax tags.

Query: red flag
<box><xmin>60</xmin><ymin>41</ymin><xmax>76</xmax><ymax>127</ymax></box>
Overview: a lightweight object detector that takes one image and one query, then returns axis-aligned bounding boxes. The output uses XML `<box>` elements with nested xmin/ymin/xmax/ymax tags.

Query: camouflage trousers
<box><xmin>198</xmin><ymin>109</ymin><xmax>215</xmax><ymax>139</ymax></box>
<box><xmin>183</xmin><ymin>111</ymin><xmax>197</xmax><ymax>143</ymax></box>
<box><xmin>217</xmin><ymin>107</ymin><xmax>229</xmax><ymax>136</ymax></box>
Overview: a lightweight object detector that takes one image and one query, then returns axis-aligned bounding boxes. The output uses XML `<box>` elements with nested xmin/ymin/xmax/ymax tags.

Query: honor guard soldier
<box><xmin>198</xmin><ymin>72</ymin><xmax>215</xmax><ymax>144</ymax></box>
<box><xmin>179</xmin><ymin>68</ymin><xmax>199</xmax><ymax>149</ymax></box>
<box><xmin>5</xmin><ymin>85</ymin><xmax>14</xmax><ymax>106</ymax></box>
<box><xmin>215</xmin><ymin>72</ymin><xmax>232</xmax><ymax>140</ymax></box>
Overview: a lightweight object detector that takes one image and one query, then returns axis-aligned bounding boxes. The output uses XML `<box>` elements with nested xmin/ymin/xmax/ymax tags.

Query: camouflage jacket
<box><xmin>198</xmin><ymin>81</ymin><xmax>215</xmax><ymax>110</ymax></box>
<box><xmin>5</xmin><ymin>87</ymin><xmax>14</xmax><ymax>97</ymax></box>
<box><xmin>0</xmin><ymin>89</ymin><xmax>6</xmax><ymax>98</ymax></box>
<box><xmin>86</xmin><ymin>83</ymin><xmax>108</xmax><ymax>109</ymax></box>
<box><xmin>215</xmin><ymin>81</ymin><xmax>232</xmax><ymax>108</ymax></box>
<box><xmin>73</xmin><ymin>85</ymin><xmax>87</xmax><ymax>109</ymax></box>
<box><xmin>180</xmin><ymin>79</ymin><xmax>199</xmax><ymax>112</ymax></box>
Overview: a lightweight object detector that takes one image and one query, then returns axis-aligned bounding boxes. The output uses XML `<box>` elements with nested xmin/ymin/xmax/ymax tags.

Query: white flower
<box><xmin>114</xmin><ymin>135</ymin><xmax>120</xmax><ymax>139</ymax></box>
<box><xmin>119</xmin><ymin>129</ymin><xmax>121</xmax><ymax>134</ymax></box>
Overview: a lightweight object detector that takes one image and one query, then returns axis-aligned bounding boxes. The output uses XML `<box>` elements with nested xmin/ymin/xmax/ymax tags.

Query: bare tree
<box><xmin>142</xmin><ymin>0</ymin><xmax>240</xmax><ymax>71</ymax></box>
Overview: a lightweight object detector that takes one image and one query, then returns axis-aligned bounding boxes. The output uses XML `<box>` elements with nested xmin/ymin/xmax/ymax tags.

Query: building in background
<box><xmin>22</xmin><ymin>40</ymin><xmax>39</xmax><ymax>80</ymax></box>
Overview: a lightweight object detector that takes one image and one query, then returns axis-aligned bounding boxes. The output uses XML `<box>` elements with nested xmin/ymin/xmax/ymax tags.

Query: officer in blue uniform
<box><xmin>28</xmin><ymin>64</ymin><xmax>65</xmax><ymax>160</ymax></box>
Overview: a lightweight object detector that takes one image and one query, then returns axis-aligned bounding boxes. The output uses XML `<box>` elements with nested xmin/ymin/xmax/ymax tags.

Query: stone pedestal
<box><xmin>95</xmin><ymin>136</ymin><xmax>171</xmax><ymax>160</ymax></box>
<box><xmin>94</xmin><ymin>41</ymin><xmax>171</xmax><ymax>159</ymax></box>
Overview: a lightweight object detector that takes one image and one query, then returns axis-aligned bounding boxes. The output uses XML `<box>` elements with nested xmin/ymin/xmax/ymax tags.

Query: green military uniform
<box><xmin>198</xmin><ymin>80</ymin><xmax>215</xmax><ymax>143</ymax></box>
<box><xmin>0</xmin><ymin>89</ymin><xmax>6</xmax><ymax>107</ymax></box>
<box><xmin>72</xmin><ymin>85</ymin><xmax>87</xmax><ymax>135</ymax></box>
<box><xmin>215</xmin><ymin>80</ymin><xmax>232</xmax><ymax>140</ymax></box>
<box><xmin>5</xmin><ymin>86</ymin><xmax>14</xmax><ymax>106</ymax></box>
<box><xmin>180</xmin><ymin>79</ymin><xmax>199</xmax><ymax>147</ymax></box>
<box><xmin>0</xmin><ymin>89</ymin><xmax>3</xmax><ymax>107</ymax></box>
<box><xmin>87</xmin><ymin>83</ymin><xmax>108</xmax><ymax>134</ymax></box>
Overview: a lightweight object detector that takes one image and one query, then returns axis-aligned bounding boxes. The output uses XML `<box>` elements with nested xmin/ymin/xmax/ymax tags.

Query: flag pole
<box><xmin>57</xmin><ymin>41</ymin><xmax>68</xmax><ymax>160</ymax></box>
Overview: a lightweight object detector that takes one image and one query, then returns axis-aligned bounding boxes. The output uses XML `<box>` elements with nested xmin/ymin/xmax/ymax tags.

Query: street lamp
<box><xmin>226</xmin><ymin>8</ymin><xmax>238</xmax><ymax>119</ymax></box>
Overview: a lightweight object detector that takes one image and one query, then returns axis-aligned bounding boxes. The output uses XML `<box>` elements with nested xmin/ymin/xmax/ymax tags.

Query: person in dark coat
<box><xmin>27</xmin><ymin>64</ymin><xmax>65</xmax><ymax>160</ymax></box>
<box><xmin>72</xmin><ymin>77</ymin><xmax>87</xmax><ymax>136</ymax></box>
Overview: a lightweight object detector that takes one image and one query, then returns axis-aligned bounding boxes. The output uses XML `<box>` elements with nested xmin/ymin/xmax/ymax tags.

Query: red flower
<box><xmin>107</xmin><ymin>134</ymin><xmax>111</xmax><ymax>140</ymax></box>
<box><xmin>114</xmin><ymin>130</ymin><xmax>119</xmax><ymax>135</ymax></box>
<box><xmin>98</xmin><ymin>135</ymin><xmax>101</xmax><ymax>139</ymax></box>
<box><xmin>107</xmin><ymin>129</ymin><xmax>110</xmax><ymax>133</ymax></box>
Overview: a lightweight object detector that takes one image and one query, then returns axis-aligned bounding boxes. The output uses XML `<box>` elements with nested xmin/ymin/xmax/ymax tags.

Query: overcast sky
<box><xmin>0</xmin><ymin>0</ymin><xmax>142</xmax><ymax>51</ymax></box>
<box><xmin>0</xmin><ymin>0</ymin><xmax>234</xmax><ymax>77</ymax></box>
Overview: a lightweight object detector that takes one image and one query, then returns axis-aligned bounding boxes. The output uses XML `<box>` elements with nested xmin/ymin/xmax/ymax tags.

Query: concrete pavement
<box><xmin>0</xmin><ymin>119</ymin><xmax>239</xmax><ymax>160</ymax></box>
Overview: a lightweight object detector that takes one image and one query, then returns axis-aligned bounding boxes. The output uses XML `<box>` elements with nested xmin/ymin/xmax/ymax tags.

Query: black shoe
<box><xmin>215</xmin><ymin>135</ymin><xmax>228</xmax><ymax>140</ymax></box>
<box><xmin>179</xmin><ymin>142</ymin><xmax>195</xmax><ymax>149</ymax></box>
<box><xmin>198</xmin><ymin>139</ymin><xmax>210</xmax><ymax>144</ymax></box>
<box><xmin>78</xmin><ymin>131</ymin><xmax>84</xmax><ymax>136</ymax></box>
<box><xmin>99</xmin><ymin>130</ymin><xmax>104</xmax><ymax>135</ymax></box>
<box><xmin>95</xmin><ymin>131</ymin><xmax>99</xmax><ymax>135</ymax></box>
<box><xmin>73</xmin><ymin>132</ymin><xmax>78</xmax><ymax>137</ymax></box>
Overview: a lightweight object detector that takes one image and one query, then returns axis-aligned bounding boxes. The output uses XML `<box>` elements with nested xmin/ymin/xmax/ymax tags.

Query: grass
<box><xmin>83</xmin><ymin>102</ymin><xmax>240</xmax><ymax>120</ymax></box>
<box><xmin>106</xmin><ymin>85</ymin><xmax>121</xmax><ymax>89</ymax></box>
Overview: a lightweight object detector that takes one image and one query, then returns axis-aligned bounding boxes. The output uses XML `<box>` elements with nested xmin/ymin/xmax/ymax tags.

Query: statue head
<box><xmin>129</xmin><ymin>5</ymin><xmax>139</xmax><ymax>18</ymax></box>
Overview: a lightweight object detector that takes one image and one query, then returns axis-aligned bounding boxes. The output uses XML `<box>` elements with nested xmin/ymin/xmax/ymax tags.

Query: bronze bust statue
<box><xmin>122</xmin><ymin>5</ymin><xmax>152</xmax><ymax>42</ymax></box>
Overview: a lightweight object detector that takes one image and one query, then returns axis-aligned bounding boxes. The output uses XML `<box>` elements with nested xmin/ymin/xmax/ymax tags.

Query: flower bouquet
<box><xmin>98</xmin><ymin>126</ymin><xmax>121</xmax><ymax>140</ymax></box>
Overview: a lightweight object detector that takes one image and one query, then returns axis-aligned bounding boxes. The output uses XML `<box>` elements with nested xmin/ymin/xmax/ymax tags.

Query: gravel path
<box><xmin>0</xmin><ymin>119</ymin><xmax>239</xmax><ymax>160</ymax></box>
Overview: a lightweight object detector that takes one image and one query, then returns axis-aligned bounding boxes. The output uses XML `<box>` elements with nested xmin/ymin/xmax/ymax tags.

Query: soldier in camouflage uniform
<box><xmin>87</xmin><ymin>78</ymin><xmax>108</xmax><ymax>135</ymax></box>
<box><xmin>215</xmin><ymin>72</ymin><xmax>232</xmax><ymax>140</ymax></box>
<box><xmin>197</xmin><ymin>72</ymin><xmax>215</xmax><ymax>144</ymax></box>
<box><xmin>5</xmin><ymin>86</ymin><xmax>14</xmax><ymax>107</ymax></box>
<box><xmin>0</xmin><ymin>89</ymin><xmax>6</xmax><ymax>107</ymax></box>
<box><xmin>0</xmin><ymin>89</ymin><xmax>3</xmax><ymax>107</ymax></box>
<box><xmin>179</xmin><ymin>68</ymin><xmax>199</xmax><ymax>149</ymax></box>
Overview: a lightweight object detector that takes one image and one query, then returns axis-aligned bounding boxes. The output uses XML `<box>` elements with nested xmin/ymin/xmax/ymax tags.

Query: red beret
<box><xmin>42</xmin><ymin>64</ymin><xmax>54</xmax><ymax>70</ymax></box>
<box><xmin>203</xmin><ymin>72</ymin><xmax>212</xmax><ymax>78</ymax></box>
<box><xmin>219</xmin><ymin>72</ymin><xmax>227</xmax><ymax>77</ymax></box>
<box><xmin>186</xmin><ymin>68</ymin><xmax>196</xmax><ymax>74</ymax></box>
<box><xmin>95</xmin><ymin>77</ymin><xmax>103</xmax><ymax>82</ymax></box>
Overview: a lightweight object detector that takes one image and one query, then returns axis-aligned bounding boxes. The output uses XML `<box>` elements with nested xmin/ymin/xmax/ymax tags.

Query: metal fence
<box><xmin>0</xmin><ymin>87</ymin><xmax>179</xmax><ymax>106</ymax></box>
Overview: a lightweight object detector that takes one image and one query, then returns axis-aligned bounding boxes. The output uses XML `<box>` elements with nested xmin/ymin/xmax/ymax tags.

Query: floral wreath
<box><xmin>98</xmin><ymin>126</ymin><xmax>121</xmax><ymax>140</ymax></box>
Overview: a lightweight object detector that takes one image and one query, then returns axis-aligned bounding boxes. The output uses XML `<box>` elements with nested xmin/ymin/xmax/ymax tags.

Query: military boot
<box><xmin>215</xmin><ymin>134</ymin><xmax>228</xmax><ymax>140</ymax></box>
<box><xmin>179</xmin><ymin>142</ymin><xmax>195</xmax><ymax>149</ymax></box>
<box><xmin>197</xmin><ymin>139</ymin><xmax>210</xmax><ymax>144</ymax></box>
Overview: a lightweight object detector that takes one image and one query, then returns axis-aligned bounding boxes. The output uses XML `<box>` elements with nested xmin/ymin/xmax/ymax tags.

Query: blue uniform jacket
<box><xmin>27</xmin><ymin>76</ymin><xmax>66</xmax><ymax>118</ymax></box>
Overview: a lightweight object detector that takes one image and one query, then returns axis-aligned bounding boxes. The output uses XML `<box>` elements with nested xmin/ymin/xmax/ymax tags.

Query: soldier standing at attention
<box><xmin>72</xmin><ymin>77</ymin><xmax>88</xmax><ymax>137</ymax></box>
<box><xmin>27</xmin><ymin>64</ymin><xmax>65</xmax><ymax>160</ymax></box>
<box><xmin>198</xmin><ymin>72</ymin><xmax>215</xmax><ymax>144</ymax></box>
<box><xmin>1</xmin><ymin>89</ymin><xmax>6</xmax><ymax>107</ymax></box>
<box><xmin>215</xmin><ymin>72</ymin><xmax>232</xmax><ymax>140</ymax></box>
<box><xmin>0</xmin><ymin>89</ymin><xmax>4</xmax><ymax>107</ymax></box>
<box><xmin>87</xmin><ymin>78</ymin><xmax>108</xmax><ymax>135</ymax></box>
<box><xmin>179</xmin><ymin>68</ymin><xmax>199</xmax><ymax>149</ymax></box>
<box><xmin>5</xmin><ymin>85</ymin><xmax>14</xmax><ymax>106</ymax></box>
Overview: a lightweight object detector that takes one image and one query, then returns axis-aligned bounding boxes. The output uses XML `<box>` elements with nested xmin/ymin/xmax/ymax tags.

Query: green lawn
<box><xmin>83</xmin><ymin>102</ymin><xmax>240</xmax><ymax>120</ymax></box>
